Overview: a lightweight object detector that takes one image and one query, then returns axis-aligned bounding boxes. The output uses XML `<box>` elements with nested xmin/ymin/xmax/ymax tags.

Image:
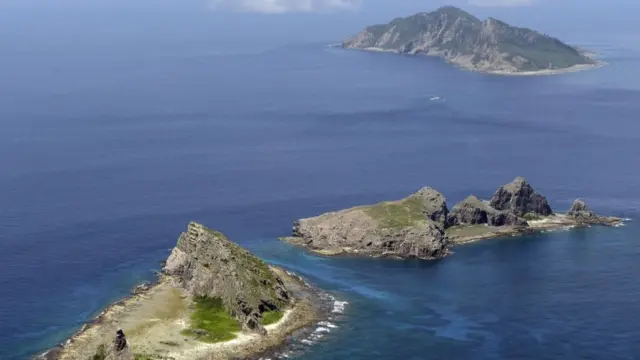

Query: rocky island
<box><xmin>40</xmin><ymin>222</ymin><xmax>326</xmax><ymax>360</ymax></box>
<box><xmin>342</xmin><ymin>6</ymin><xmax>600</xmax><ymax>75</ymax></box>
<box><xmin>282</xmin><ymin>177</ymin><xmax>622</xmax><ymax>259</ymax></box>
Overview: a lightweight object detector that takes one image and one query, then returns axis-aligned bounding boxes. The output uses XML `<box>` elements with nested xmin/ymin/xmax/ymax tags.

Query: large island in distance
<box><xmin>281</xmin><ymin>177</ymin><xmax>623</xmax><ymax>259</ymax></box>
<box><xmin>341</xmin><ymin>6</ymin><xmax>600</xmax><ymax>75</ymax></box>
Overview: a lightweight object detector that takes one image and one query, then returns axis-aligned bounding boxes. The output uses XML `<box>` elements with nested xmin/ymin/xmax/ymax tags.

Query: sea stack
<box><xmin>489</xmin><ymin>177</ymin><xmax>553</xmax><ymax>217</ymax></box>
<box><xmin>567</xmin><ymin>199</ymin><xmax>621</xmax><ymax>225</ymax></box>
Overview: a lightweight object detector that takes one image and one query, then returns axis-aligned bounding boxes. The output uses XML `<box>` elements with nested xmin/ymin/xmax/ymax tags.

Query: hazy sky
<box><xmin>1</xmin><ymin>0</ymin><xmax>637</xmax><ymax>48</ymax></box>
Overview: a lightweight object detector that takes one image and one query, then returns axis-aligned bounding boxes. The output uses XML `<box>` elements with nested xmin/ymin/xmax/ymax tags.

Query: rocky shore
<box><xmin>38</xmin><ymin>223</ymin><xmax>328</xmax><ymax>360</ymax></box>
<box><xmin>282</xmin><ymin>177</ymin><xmax>623</xmax><ymax>259</ymax></box>
<box><xmin>344</xmin><ymin>46</ymin><xmax>605</xmax><ymax>76</ymax></box>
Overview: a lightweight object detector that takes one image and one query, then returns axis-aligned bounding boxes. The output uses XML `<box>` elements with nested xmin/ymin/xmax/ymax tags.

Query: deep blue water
<box><xmin>1</xmin><ymin>11</ymin><xmax>640</xmax><ymax>360</ymax></box>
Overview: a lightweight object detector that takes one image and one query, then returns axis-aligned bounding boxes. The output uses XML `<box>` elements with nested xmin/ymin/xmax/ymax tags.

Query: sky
<box><xmin>1</xmin><ymin>0</ymin><xmax>638</xmax><ymax>49</ymax></box>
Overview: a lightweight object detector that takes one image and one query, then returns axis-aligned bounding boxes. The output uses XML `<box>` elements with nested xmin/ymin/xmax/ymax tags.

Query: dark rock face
<box><xmin>489</xmin><ymin>177</ymin><xmax>553</xmax><ymax>217</ymax></box>
<box><xmin>449</xmin><ymin>196</ymin><xmax>528</xmax><ymax>227</ymax></box>
<box><xmin>164</xmin><ymin>222</ymin><xmax>291</xmax><ymax>334</ymax></box>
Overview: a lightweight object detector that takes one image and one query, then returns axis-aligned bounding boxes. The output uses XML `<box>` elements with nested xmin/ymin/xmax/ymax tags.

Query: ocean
<box><xmin>1</xmin><ymin>10</ymin><xmax>640</xmax><ymax>360</ymax></box>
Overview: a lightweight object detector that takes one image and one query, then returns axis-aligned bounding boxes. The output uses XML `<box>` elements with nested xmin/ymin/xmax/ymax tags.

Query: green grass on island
<box><xmin>92</xmin><ymin>345</ymin><xmax>106</xmax><ymax>360</ymax></box>
<box><xmin>262</xmin><ymin>310</ymin><xmax>284</xmax><ymax>325</ymax></box>
<box><xmin>181</xmin><ymin>296</ymin><xmax>241</xmax><ymax>343</ymax></box>
<box><xmin>365</xmin><ymin>196</ymin><xmax>427</xmax><ymax>229</ymax></box>
<box><xmin>522</xmin><ymin>213</ymin><xmax>543</xmax><ymax>221</ymax></box>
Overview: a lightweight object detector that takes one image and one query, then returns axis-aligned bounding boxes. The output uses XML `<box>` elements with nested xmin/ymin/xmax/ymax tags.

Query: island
<box><xmin>341</xmin><ymin>6</ymin><xmax>601</xmax><ymax>75</ymax></box>
<box><xmin>281</xmin><ymin>177</ymin><xmax>622</xmax><ymax>259</ymax></box>
<box><xmin>39</xmin><ymin>222</ymin><xmax>326</xmax><ymax>360</ymax></box>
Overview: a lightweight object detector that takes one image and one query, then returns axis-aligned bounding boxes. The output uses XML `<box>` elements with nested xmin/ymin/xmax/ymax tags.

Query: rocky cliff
<box><xmin>164</xmin><ymin>222</ymin><xmax>291</xmax><ymax>334</ymax></box>
<box><xmin>289</xmin><ymin>187</ymin><xmax>450</xmax><ymax>259</ymax></box>
<box><xmin>448</xmin><ymin>195</ymin><xmax>527</xmax><ymax>227</ymax></box>
<box><xmin>342</xmin><ymin>6</ymin><xmax>594</xmax><ymax>74</ymax></box>
<box><xmin>489</xmin><ymin>177</ymin><xmax>553</xmax><ymax>217</ymax></box>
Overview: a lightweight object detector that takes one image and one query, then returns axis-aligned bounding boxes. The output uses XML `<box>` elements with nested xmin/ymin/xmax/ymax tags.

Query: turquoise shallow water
<box><xmin>1</xmin><ymin>10</ymin><xmax>640</xmax><ymax>360</ymax></box>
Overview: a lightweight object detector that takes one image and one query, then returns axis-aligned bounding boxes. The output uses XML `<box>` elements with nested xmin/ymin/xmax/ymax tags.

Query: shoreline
<box><xmin>36</xmin><ymin>267</ymin><xmax>332</xmax><ymax>360</ymax></box>
<box><xmin>280</xmin><ymin>237</ymin><xmax>451</xmax><ymax>260</ymax></box>
<box><xmin>485</xmin><ymin>60</ymin><xmax>606</xmax><ymax>77</ymax></box>
<box><xmin>338</xmin><ymin>45</ymin><xmax>606</xmax><ymax>76</ymax></box>
<box><xmin>447</xmin><ymin>213</ymin><xmax>623</xmax><ymax>245</ymax></box>
<box><xmin>282</xmin><ymin>214</ymin><xmax>625</xmax><ymax>259</ymax></box>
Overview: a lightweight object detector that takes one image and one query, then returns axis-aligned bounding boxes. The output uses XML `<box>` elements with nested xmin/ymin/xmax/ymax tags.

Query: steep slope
<box><xmin>489</xmin><ymin>177</ymin><xmax>553</xmax><ymax>217</ymax></box>
<box><xmin>448</xmin><ymin>195</ymin><xmax>527</xmax><ymax>227</ymax></box>
<box><xmin>342</xmin><ymin>6</ymin><xmax>594</xmax><ymax>73</ymax></box>
<box><xmin>164</xmin><ymin>222</ymin><xmax>291</xmax><ymax>333</ymax></box>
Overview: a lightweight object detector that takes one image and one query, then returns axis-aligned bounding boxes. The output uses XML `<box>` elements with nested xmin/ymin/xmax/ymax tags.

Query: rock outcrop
<box><xmin>412</xmin><ymin>186</ymin><xmax>449</xmax><ymax>228</ymax></box>
<box><xmin>567</xmin><ymin>199</ymin><xmax>621</xmax><ymax>226</ymax></box>
<box><xmin>448</xmin><ymin>195</ymin><xmax>527</xmax><ymax>227</ymax></box>
<box><xmin>164</xmin><ymin>222</ymin><xmax>291</xmax><ymax>334</ymax></box>
<box><xmin>489</xmin><ymin>177</ymin><xmax>553</xmax><ymax>217</ymax></box>
<box><xmin>568</xmin><ymin>199</ymin><xmax>597</xmax><ymax>220</ymax></box>
<box><xmin>342</xmin><ymin>6</ymin><xmax>595</xmax><ymax>74</ymax></box>
<box><xmin>290</xmin><ymin>187</ymin><xmax>449</xmax><ymax>259</ymax></box>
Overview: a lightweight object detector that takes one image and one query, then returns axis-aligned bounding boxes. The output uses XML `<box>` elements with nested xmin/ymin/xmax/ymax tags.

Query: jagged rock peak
<box><xmin>164</xmin><ymin>222</ymin><xmax>290</xmax><ymax>334</ymax></box>
<box><xmin>489</xmin><ymin>177</ymin><xmax>553</xmax><ymax>217</ymax></box>
<box><xmin>449</xmin><ymin>195</ymin><xmax>528</xmax><ymax>227</ymax></box>
<box><xmin>434</xmin><ymin>5</ymin><xmax>477</xmax><ymax>18</ymax></box>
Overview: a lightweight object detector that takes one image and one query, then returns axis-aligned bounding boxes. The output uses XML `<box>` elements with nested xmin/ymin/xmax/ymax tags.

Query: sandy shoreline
<box><xmin>36</xmin><ymin>267</ymin><xmax>329</xmax><ymax>360</ymax></box>
<box><xmin>339</xmin><ymin>45</ymin><xmax>606</xmax><ymax>76</ymax></box>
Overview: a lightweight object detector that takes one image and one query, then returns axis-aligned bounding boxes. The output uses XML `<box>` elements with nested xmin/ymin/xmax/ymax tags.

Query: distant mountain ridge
<box><xmin>342</xmin><ymin>6</ymin><xmax>596</xmax><ymax>74</ymax></box>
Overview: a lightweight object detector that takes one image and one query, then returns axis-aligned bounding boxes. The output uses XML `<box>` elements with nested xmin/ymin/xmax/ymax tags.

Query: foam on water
<box><xmin>318</xmin><ymin>321</ymin><xmax>337</xmax><ymax>328</ymax></box>
<box><xmin>332</xmin><ymin>300</ymin><xmax>348</xmax><ymax>314</ymax></box>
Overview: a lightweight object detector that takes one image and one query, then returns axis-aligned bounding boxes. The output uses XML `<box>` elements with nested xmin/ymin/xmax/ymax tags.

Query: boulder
<box><xmin>448</xmin><ymin>195</ymin><xmax>528</xmax><ymax>227</ymax></box>
<box><xmin>567</xmin><ymin>199</ymin><xmax>598</xmax><ymax>221</ymax></box>
<box><xmin>489</xmin><ymin>177</ymin><xmax>553</xmax><ymax>217</ymax></box>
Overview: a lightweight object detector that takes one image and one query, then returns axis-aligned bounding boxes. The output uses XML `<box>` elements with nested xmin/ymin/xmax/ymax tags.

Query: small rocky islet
<box><xmin>39</xmin><ymin>223</ymin><xmax>326</xmax><ymax>360</ymax></box>
<box><xmin>282</xmin><ymin>177</ymin><xmax>622</xmax><ymax>259</ymax></box>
